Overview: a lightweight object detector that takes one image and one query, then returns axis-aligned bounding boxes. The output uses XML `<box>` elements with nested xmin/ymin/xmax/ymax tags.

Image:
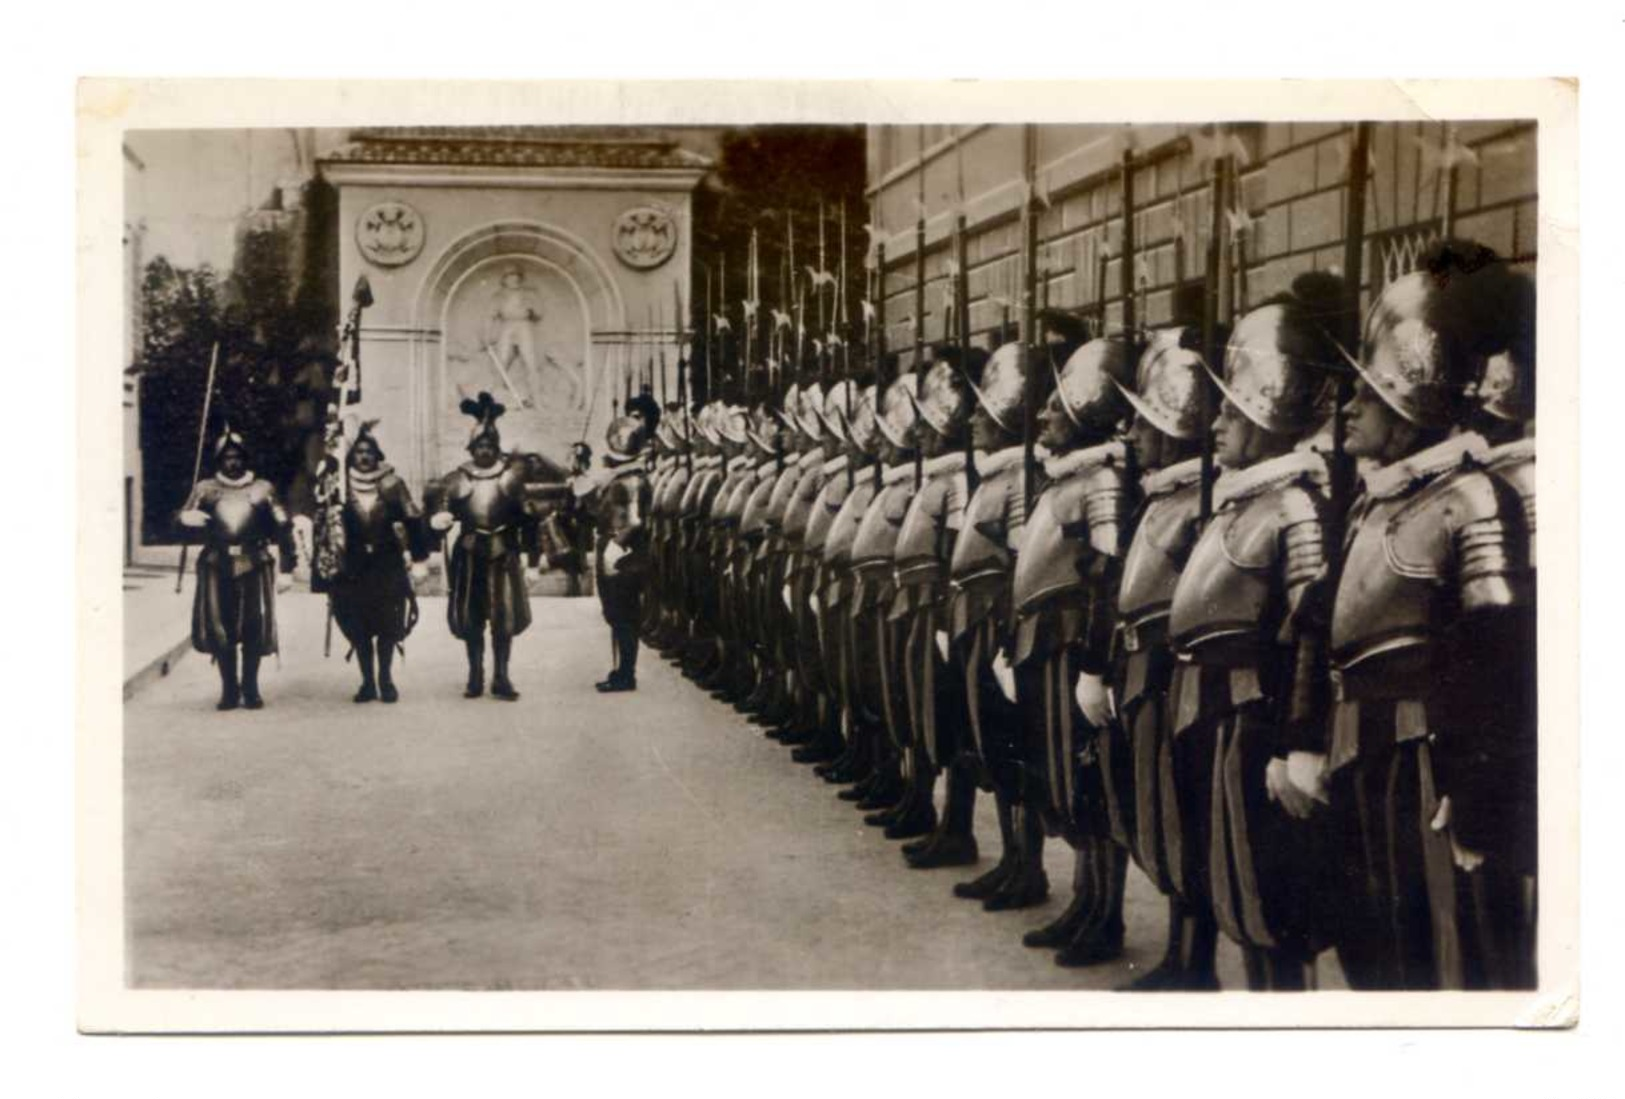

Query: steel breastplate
<box><xmin>895</xmin><ymin>467</ymin><xmax>961</xmax><ymax>572</ymax></box>
<box><xmin>452</xmin><ymin>466</ymin><xmax>524</xmax><ymax>530</ymax></box>
<box><xmin>1329</xmin><ymin>469</ymin><xmax>1503</xmax><ymax>671</ymax></box>
<box><xmin>739</xmin><ymin>472</ymin><xmax>779</xmax><ymax>536</ymax></box>
<box><xmin>824</xmin><ymin>479</ymin><xmax>876</xmax><ymax>565</ymax></box>
<box><xmin>1117</xmin><ymin>480</ymin><xmax>1203</xmax><ymax>627</ymax></box>
<box><xmin>1168</xmin><ymin>485</ymin><xmax>1301</xmax><ymax>657</ymax></box>
<box><xmin>1009</xmin><ymin>462</ymin><xmax>1124</xmax><ymax>613</ymax></box>
<box><xmin>804</xmin><ymin>476</ymin><xmax>850</xmax><ymax>553</ymax></box>
<box><xmin>852</xmin><ymin>481</ymin><xmax>911</xmax><ymax>568</ymax></box>
<box><xmin>782</xmin><ymin>468</ymin><xmax>826</xmax><ymax>543</ymax></box>
<box><xmin>950</xmin><ymin>464</ymin><xmax>1019</xmax><ymax>581</ymax></box>
<box><xmin>1487</xmin><ymin>440</ymin><xmax>1535</xmax><ymax>572</ymax></box>
<box><xmin>206</xmin><ymin>480</ymin><xmax>270</xmax><ymax>544</ymax></box>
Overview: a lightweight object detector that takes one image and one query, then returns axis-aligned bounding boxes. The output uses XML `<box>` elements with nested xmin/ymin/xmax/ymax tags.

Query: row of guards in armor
<box><xmin>637</xmin><ymin>238</ymin><xmax>1536</xmax><ymax>992</ymax></box>
<box><xmin>177</xmin><ymin>389</ymin><xmax>656</xmax><ymax>708</ymax></box>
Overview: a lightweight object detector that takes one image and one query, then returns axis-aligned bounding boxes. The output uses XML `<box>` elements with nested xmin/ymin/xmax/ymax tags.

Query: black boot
<box><xmin>215</xmin><ymin>648</ymin><xmax>240</xmax><ymax>711</ymax></box>
<box><xmin>464</xmin><ymin>636</ymin><xmax>485</xmax><ymax>698</ymax></box>
<box><xmin>1054</xmin><ymin>840</ymin><xmax>1127</xmax><ymax>967</ymax></box>
<box><xmin>490</xmin><ymin>635</ymin><xmax>518</xmax><ymax>700</ymax></box>
<box><xmin>240</xmin><ymin>649</ymin><xmax>264</xmax><ymax>709</ymax></box>
<box><xmin>353</xmin><ymin>638</ymin><xmax>378</xmax><ymax>703</ymax></box>
<box><xmin>907</xmin><ymin>764</ymin><xmax>980</xmax><ymax>868</ymax></box>
<box><xmin>984</xmin><ymin>806</ymin><xmax>1050</xmax><ymax>912</ymax></box>
<box><xmin>377</xmin><ymin>642</ymin><xmax>398</xmax><ymax>704</ymax></box>
<box><xmin>1119</xmin><ymin>896</ymin><xmax>1191</xmax><ymax>990</ymax></box>
<box><xmin>882</xmin><ymin>757</ymin><xmax>939</xmax><ymax>839</ymax></box>
<box><xmin>1024</xmin><ymin>845</ymin><xmax>1095</xmax><ymax>948</ymax></box>
<box><xmin>954</xmin><ymin>792</ymin><xmax>1018</xmax><ymax>900</ymax></box>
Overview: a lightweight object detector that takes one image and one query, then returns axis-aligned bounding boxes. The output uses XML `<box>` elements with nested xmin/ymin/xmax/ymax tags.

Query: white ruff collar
<box><xmin>796</xmin><ymin>448</ymin><xmax>824</xmax><ymax>471</ymax></box>
<box><xmin>461</xmin><ymin>460</ymin><xmax>507</xmax><ymax>480</ymax></box>
<box><xmin>1362</xmin><ymin>432</ymin><xmax>1487</xmax><ymax>501</ymax></box>
<box><xmin>1485</xmin><ymin>436</ymin><xmax>1534</xmax><ymax>469</ymax></box>
<box><xmin>976</xmin><ymin>443</ymin><xmax>1029</xmax><ymax>478</ymax></box>
<box><xmin>215</xmin><ymin>470</ymin><xmax>255</xmax><ymax>488</ymax></box>
<box><xmin>882</xmin><ymin>461</ymin><xmax>916</xmax><ymax>486</ymax></box>
<box><xmin>821</xmin><ymin>453</ymin><xmax>850</xmax><ymax>477</ymax></box>
<box><xmin>1214</xmin><ymin>449</ymin><xmax>1328</xmax><ymax>511</ymax></box>
<box><xmin>1043</xmin><ymin>440</ymin><xmax>1122</xmax><ymax>480</ymax></box>
<box><xmin>348</xmin><ymin>464</ymin><xmax>393</xmax><ymax>487</ymax></box>
<box><xmin>921</xmin><ymin>451</ymin><xmax>967</xmax><ymax>477</ymax></box>
<box><xmin>726</xmin><ymin>454</ymin><xmax>752</xmax><ymax>472</ymax></box>
<box><xmin>1141</xmin><ymin>455</ymin><xmax>1204</xmax><ymax>498</ymax></box>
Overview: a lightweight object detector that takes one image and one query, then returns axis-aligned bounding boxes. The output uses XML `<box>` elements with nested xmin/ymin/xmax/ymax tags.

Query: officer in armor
<box><xmin>1164</xmin><ymin>277</ymin><xmax>1345</xmax><ymax>990</ymax></box>
<box><xmin>328</xmin><ymin>421</ymin><xmax>431</xmax><ymax>704</ymax></box>
<box><xmin>1105</xmin><ymin>329</ymin><xmax>1221</xmax><ymax>989</ymax></box>
<box><xmin>887</xmin><ymin>353</ymin><xmax>975</xmax><ymax>843</ymax></box>
<box><xmin>429</xmin><ymin>393</ymin><xmax>542</xmax><ymax>701</ymax></box>
<box><xmin>1006</xmin><ymin>337</ymin><xmax>1137</xmax><ymax>957</ymax></box>
<box><xmin>1309</xmin><ymin>242</ymin><xmax>1536</xmax><ymax>990</ymax></box>
<box><xmin>910</xmin><ymin>344</ymin><xmax>1027</xmax><ymax>883</ymax></box>
<box><xmin>848</xmin><ymin>375</ymin><xmax>924</xmax><ymax>822</ymax></box>
<box><xmin>592</xmin><ymin>415</ymin><xmax>655</xmax><ymax>692</ymax></box>
<box><xmin>178</xmin><ymin>426</ymin><xmax>298</xmax><ymax>710</ymax></box>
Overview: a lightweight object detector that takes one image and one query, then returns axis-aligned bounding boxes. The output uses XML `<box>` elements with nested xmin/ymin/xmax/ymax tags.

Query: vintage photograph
<box><xmin>86</xmin><ymin>83</ymin><xmax>1573</xmax><ymax>1029</ymax></box>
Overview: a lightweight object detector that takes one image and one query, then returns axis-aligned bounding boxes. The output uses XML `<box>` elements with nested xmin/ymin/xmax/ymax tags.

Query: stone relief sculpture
<box><xmin>356</xmin><ymin>201</ymin><xmax>425</xmax><ymax>267</ymax></box>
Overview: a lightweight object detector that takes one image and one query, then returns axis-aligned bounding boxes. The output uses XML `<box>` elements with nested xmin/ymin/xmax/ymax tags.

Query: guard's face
<box><xmin>470</xmin><ymin>437</ymin><xmax>500</xmax><ymax>469</ymax></box>
<box><xmin>970</xmin><ymin>406</ymin><xmax>1005</xmax><ymax>450</ymax></box>
<box><xmin>1128</xmin><ymin>415</ymin><xmax>1166</xmax><ymax>469</ymax></box>
<box><xmin>350</xmin><ymin>440</ymin><xmax>380</xmax><ymax>473</ymax></box>
<box><xmin>917</xmin><ymin>421</ymin><xmax>948</xmax><ymax>459</ymax></box>
<box><xmin>218</xmin><ymin>446</ymin><xmax>246</xmax><ymax>479</ymax></box>
<box><xmin>1213</xmin><ymin>400</ymin><xmax>1254</xmax><ymax>470</ymax></box>
<box><xmin>1038</xmin><ymin>394</ymin><xmax>1075</xmax><ymax>451</ymax></box>
<box><xmin>1343</xmin><ymin>380</ymin><xmax>1411</xmax><ymax>461</ymax></box>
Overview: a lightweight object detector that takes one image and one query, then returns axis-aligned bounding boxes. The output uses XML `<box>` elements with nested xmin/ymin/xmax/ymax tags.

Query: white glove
<box><xmin>1265</xmin><ymin>751</ymin><xmax>1329</xmax><ymax>820</ymax></box>
<box><xmin>934</xmin><ymin>630</ymin><xmax>950</xmax><ymax>662</ymax></box>
<box><xmin>429</xmin><ymin>511</ymin><xmax>455</xmax><ymax>532</ymax></box>
<box><xmin>1074</xmin><ymin>671</ymin><xmax>1111</xmax><ymax>727</ymax></box>
<box><xmin>535</xmin><ymin>557</ymin><xmax>552</xmax><ymax>574</ymax></box>
<box><xmin>275</xmin><ymin>573</ymin><xmax>294</xmax><ymax>595</ymax></box>
<box><xmin>809</xmin><ymin>592</ymin><xmax>821</xmax><ymax>615</ymax></box>
<box><xmin>179</xmin><ymin>509</ymin><xmax>209</xmax><ymax>528</ymax></box>
<box><xmin>602</xmin><ymin>541</ymin><xmax>628</xmax><ymax>575</ymax></box>
<box><xmin>410</xmin><ymin>562</ymin><xmax>430</xmax><ymax>584</ymax></box>
<box><xmin>1429</xmin><ymin>795</ymin><xmax>1486</xmax><ymax>873</ymax></box>
<box><xmin>991</xmin><ymin>649</ymin><xmax>1016</xmax><ymax>703</ymax></box>
<box><xmin>781</xmin><ymin>583</ymin><xmax>794</xmax><ymax>612</ymax></box>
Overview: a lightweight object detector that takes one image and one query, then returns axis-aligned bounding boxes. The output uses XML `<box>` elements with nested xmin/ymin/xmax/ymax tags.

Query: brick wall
<box><xmin>866</xmin><ymin>121</ymin><xmax>1537</xmax><ymax>368</ymax></box>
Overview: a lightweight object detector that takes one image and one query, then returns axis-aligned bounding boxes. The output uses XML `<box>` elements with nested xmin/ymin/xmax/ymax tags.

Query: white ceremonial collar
<box><xmin>921</xmin><ymin>451</ymin><xmax>967</xmax><ymax>477</ymax></box>
<box><xmin>726</xmin><ymin>454</ymin><xmax>753</xmax><ymax>473</ymax></box>
<box><xmin>882</xmin><ymin>461</ymin><xmax>916</xmax><ymax>486</ymax></box>
<box><xmin>694</xmin><ymin>454</ymin><xmax>722</xmax><ymax>470</ymax></box>
<box><xmin>976</xmin><ymin>443</ymin><xmax>1030</xmax><ymax>478</ymax></box>
<box><xmin>796</xmin><ymin>448</ymin><xmax>825</xmax><ymax>472</ymax></box>
<box><xmin>1361</xmin><ymin>432</ymin><xmax>1488</xmax><ymax>501</ymax></box>
<box><xmin>1043</xmin><ymin>440</ymin><xmax>1123</xmax><ymax>480</ymax></box>
<box><xmin>461</xmin><ymin>460</ymin><xmax>508</xmax><ymax>480</ymax></box>
<box><xmin>1213</xmin><ymin>449</ymin><xmax>1328</xmax><ymax>511</ymax></box>
<box><xmin>821</xmin><ymin>453</ymin><xmax>850</xmax><ymax>477</ymax></box>
<box><xmin>1485</xmin><ymin>435</ymin><xmax>1535</xmax><ymax>469</ymax></box>
<box><xmin>214</xmin><ymin>470</ymin><xmax>255</xmax><ymax>488</ymax></box>
<box><xmin>1140</xmin><ymin>455</ymin><xmax>1204</xmax><ymax>498</ymax></box>
<box><xmin>347</xmin><ymin>464</ymin><xmax>393</xmax><ymax>487</ymax></box>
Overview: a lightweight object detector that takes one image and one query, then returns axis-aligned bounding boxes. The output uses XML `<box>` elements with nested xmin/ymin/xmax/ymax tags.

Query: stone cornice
<box><xmin>321</xmin><ymin>161</ymin><xmax>709</xmax><ymax>192</ymax></box>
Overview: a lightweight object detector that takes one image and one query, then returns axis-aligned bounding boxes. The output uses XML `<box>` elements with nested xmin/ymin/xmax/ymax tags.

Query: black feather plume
<box><xmin>459</xmin><ymin>391</ymin><xmax>506</xmax><ymax>424</ymax></box>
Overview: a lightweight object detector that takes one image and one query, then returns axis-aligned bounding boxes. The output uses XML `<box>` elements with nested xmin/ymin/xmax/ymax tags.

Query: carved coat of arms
<box><xmin>357</xmin><ymin>201</ymin><xmax>425</xmax><ymax>267</ymax></box>
<box><xmin>613</xmin><ymin>206</ymin><xmax>677</xmax><ymax>269</ymax></box>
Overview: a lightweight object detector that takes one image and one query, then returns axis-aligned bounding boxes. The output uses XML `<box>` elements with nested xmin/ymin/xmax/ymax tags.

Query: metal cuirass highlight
<box><xmin>949</xmin><ymin>447</ymin><xmax>1025</xmax><ymax>583</ymax></box>
<box><xmin>1011</xmin><ymin>442</ymin><xmax>1129</xmax><ymax>615</ymax></box>
<box><xmin>894</xmin><ymin>453</ymin><xmax>967</xmax><ymax>584</ymax></box>
<box><xmin>851</xmin><ymin>465</ymin><xmax>915</xmax><ymax>572</ymax></box>
<box><xmin>199</xmin><ymin>477</ymin><xmax>281</xmax><ymax>546</ymax></box>
<box><xmin>447</xmin><ymin>462</ymin><xmax>527</xmax><ymax>531</ymax></box>
<box><xmin>1116</xmin><ymin>457</ymin><xmax>1204</xmax><ymax>629</ymax></box>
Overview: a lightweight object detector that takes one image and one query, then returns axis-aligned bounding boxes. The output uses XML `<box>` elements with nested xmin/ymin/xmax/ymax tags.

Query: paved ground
<box><xmin>126</xmin><ymin>593</ymin><xmax>1326</xmax><ymax>991</ymax></box>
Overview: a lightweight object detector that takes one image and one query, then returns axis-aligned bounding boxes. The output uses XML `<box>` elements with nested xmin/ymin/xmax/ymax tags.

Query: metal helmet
<box><xmin>907</xmin><ymin>360</ymin><xmax>972</xmax><ymax>439</ymax></box>
<box><xmin>846</xmin><ymin>384</ymin><xmax>881</xmax><ymax>454</ymax></box>
<box><xmin>773</xmin><ymin>382</ymin><xmax>802</xmax><ymax>435</ymax></box>
<box><xmin>717</xmin><ymin>403</ymin><xmax>751</xmax><ymax>447</ymax></box>
<box><xmin>1471</xmin><ymin>347</ymin><xmax>1534</xmax><ymax>424</ymax></box>
<box><xmin>795</xmin><ymin>382</ymin><xmax>828</xmax><ymax>440</ymax></box>
<box><xmin>968</xmin><ymin>343</ymin><xmax>1028</xmax><ymax>434</ymax></box>
<box><xmin>1050</xmin><ymin>337</ymin><xmax>1135</xmax><ymax>433</ymax></box>
<box><xmin>819</xmin><ymin>379</ymin><xmax>864</xmax><ymax>444</ymax></box>
<box><xmin>1114</xmin><ymin>327</ymin><xmax>1210</xmax><ymax>441</ymax></box>
<box><xmin>1210</xmin><ymin>303</ymin><xmax>1334</xmax><ymax>436</ymax></box>
<box><xmin>604</xmin><ymin>415</ymin><xmax>649</xmax><ymax>462</ymax></box>
<box><xmin>874</xmin><ymin>374</ymin><xmax>920</xmax><ymax>449</ymax></box>
<box><xmin>1355</xmin><ymin>271</ymin><xmax>1460</xmax><ymax>430</ymax></box>
<box><xmin>746</xmin><ymin>403</ymin><xmax>781</xmax><ymax>455</ymax></box>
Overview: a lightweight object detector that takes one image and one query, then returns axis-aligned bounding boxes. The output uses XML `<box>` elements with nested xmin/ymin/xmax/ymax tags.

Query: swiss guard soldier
<box><xmin>888</xmin><ymin>354</ymin><xmax>975</xmax><ymax>843</ymax></box>
<box><xmin>647</xmin><ymin>413</ymin><xmax>694</xmax><ymax>650</ymax></box>
<box><xmin>1007</xmin><ymin>337</ymin><xmax>1137</xmax><ymax>956</ymax></box>
<box><xmin>593</xmin><ymin>415</ymin><xmax>655</xmax><ymax>692</ymax></box>
<box><xmin>781</xmin><ymin>381</ymin><xmax>843</xmax><ymax>764</ymax></box>
<box><xmin>696</xmin><ymin>402</ymin><xmax>757</xmax><ymax>697</ymax></box>
<box><xmin>178</xmin><ymin>425</ymin><xmax>297</xmax><ymax>710</ymax></box>
<box><xmin>1106</xmin><ymin>329</ymin><xmax>1221</xmax><ymax>989</ymax></box>
<box><xmin>849</xmin><ymin>376</ymin><xmax>923</xmax><ymax>820</ymax></box>
<box><xmin>805</xmin><ymin>379</ymin><xmax>869</xmax><ymax>783</ymax></box>
<box><xmin>735</xmin><ymin>400</ymin><xmax>792</xmax><ymax>718</ymax></box>
<box><xmin>1166</xmin><ymin>277</ymin><xmax>1345</xmax><ymax>990</ymax></box>
<box><xmin>329</xmin><ymin>421</ymin><xmax>430</xmax><ymax>704</ymax></box>
<box><xmin>430</xmin><ymin>392</ymin><xmax>542</xmax><ymax>701</ymax></box>
<box><xmin>913</xmin><ymin>343</ymin><xmax>1028</xmax><ymax>882</ymax></box>
<box><xmin>674</xmin><ymin>402</ymin><xmax>729</xmax><ymax>676</ymax></box>
<box><xmin>1315</xmin><ymin>243</ymin><xmax>1536</xmax><ymax>990</ymax></box>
